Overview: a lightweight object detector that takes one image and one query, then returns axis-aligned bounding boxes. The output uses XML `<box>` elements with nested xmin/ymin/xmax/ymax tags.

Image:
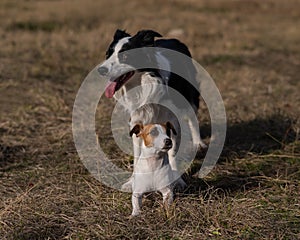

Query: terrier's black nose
<box><xmin>164</xmin><ymin>138</ymin><xmax>172</xmax><ymax>146</ymax></box>
<box><xmin>97</xmin><ymin>66</ymin><xmax>108</xmax><ymax>75</ymax></box>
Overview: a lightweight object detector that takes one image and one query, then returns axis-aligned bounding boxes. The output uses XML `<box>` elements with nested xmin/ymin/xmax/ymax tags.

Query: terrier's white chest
<box><xmin>133</xmin><ymin>163</ymin><xmax>173</xmax><ymax>193</ymax></box>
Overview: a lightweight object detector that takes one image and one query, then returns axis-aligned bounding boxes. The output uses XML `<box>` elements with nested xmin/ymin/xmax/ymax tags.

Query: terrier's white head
<box><xmin>130</xmin><ymin>122</ymin><xmax>177</xmax><ymax>153</ymax></box>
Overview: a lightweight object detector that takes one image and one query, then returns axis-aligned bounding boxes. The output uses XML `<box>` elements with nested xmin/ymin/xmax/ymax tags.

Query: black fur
<box><xmin>166</xmin><ymin>121</ymin><xmax>177</xmax><ymax>137</ymax></box>
<box><xmin>155</xmin><ymin>39</ymin><xmax>200</xmax><ymax>109</ymax></box>
<box><xmin>129</xmin><ymin>124</ymin><xmax>142</xmax><ymax>137</ymax></box>
<box><xmin>128</xmin><ymin>30</ymin><xmax>162</xmax><ymax>47</ymax></box>
<box><xmin>105</xmin><ymin>29</ymin><xmax>200</xmax><ymax>109</ymax></box>
<box><xmin>105</xmin><ymin>29</ymin><xmax>130</xmax><ymax>59</ymax></box>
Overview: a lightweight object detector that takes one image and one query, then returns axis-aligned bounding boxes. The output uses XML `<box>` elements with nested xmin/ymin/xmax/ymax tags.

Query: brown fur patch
<box><xmin>139</xmin><ymin>124</ymin><xmax>156</xmax><ymax>147</ymax></box>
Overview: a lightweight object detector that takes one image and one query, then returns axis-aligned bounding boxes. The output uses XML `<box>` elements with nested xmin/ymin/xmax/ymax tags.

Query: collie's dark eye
<box><xmin>119</xmin><ymin>53</ymin><xmax>128</xmax><ymax>62</ymax></box>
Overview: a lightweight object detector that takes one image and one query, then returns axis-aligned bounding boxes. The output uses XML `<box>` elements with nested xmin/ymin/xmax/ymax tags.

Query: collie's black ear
<box><xmin>113</xmin><ymin>29</ymin><xmax>131</xmax><ymax>41</ymax></box>
<box><xmin>129</xmin><ymin>123</ymin><xmax>143</xmax><ymax>137</ymax></box>
<box><xmin>133</xmin><ymin>30</ymin><xmax>162</xmax><ymax>46</ymax></box>
<box><xmin>166</xmin><ymin>121</ymin><xmax>177</xmax><ymax>137</ymax></box>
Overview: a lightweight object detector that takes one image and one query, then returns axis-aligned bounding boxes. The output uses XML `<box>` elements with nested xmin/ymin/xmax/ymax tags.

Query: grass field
<box><xmin>0</xmin><ymin>0</ymin><xmax>299</xmax><ymax>239</ymax></box>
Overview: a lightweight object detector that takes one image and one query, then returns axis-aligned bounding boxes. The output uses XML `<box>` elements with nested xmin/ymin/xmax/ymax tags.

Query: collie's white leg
<box><xmin>167</xmin><ymin>132</ymin><xmax>187</xmax><ymax>190</ymax></box>
<box><xmin>121</xmin><ymin>135</ymin><xmax>142</xmax><ymax>192</ymax></box>
<box><xmin>188</xmin><ymin>117</ymin><xmax>207</xmax><ymax>149</ymax></box>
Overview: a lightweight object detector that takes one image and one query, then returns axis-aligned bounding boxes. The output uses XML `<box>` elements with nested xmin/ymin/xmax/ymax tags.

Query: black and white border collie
<box><xmin>98</xmin><ymin>29</ymin><xmax>206</xmax><ymax>191</ymax></box>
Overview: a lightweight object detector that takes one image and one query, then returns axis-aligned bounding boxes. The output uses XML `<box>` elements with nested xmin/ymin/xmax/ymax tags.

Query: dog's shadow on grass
<box><xmin>183</xmin><ymin>113</ymin><xmax>298</xmax><ymax>195</ymax></box>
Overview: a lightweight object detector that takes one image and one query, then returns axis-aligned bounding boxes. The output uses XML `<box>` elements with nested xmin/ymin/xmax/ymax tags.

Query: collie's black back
<box><xmin>155</xmin><ymin>39</ymin><xmax>200</xmax><ymax>110</ymax></box>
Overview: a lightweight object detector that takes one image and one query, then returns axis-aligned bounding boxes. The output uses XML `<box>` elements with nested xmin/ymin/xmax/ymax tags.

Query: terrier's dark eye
<box><xmin>149</xmin><ymin>128</ymin><xmax>159</xmax><ymax>137</ymax></box>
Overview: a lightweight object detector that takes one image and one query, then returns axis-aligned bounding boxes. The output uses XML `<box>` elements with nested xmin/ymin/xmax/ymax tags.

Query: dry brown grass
<box><xmin>0</xmin><ymin>0</ymin><xmax>300</xmax><ymax>239</ymax></box>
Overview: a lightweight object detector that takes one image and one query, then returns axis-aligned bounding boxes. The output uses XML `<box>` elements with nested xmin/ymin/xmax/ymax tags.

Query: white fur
<box><xmin>131</xmin><ymin>124</ymin><xmax>174</xmax><ymax>217</ymax></box>
<box><xmin>115</xmin><ymin>73</ymin><xmax>166</xmax><ymax>113</ymax></box>
<box><xmin>98</xmin><ymin>35</ymin><xmax>206</xmax><ymax>192</ymax></box>
<box><xmin>100</xmin><ymin>37</ymin><xmax>135</xmax><ymax>83</ymax></box>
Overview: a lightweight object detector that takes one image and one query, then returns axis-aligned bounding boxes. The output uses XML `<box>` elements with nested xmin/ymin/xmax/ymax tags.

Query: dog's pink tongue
<box><xmin>105</xmin><ymin>81</ymin><xmax>117</xmax><ymax>98</ymax></box>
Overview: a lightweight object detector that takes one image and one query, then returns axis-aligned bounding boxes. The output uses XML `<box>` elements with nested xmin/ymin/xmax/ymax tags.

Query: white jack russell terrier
<box><xmin>129</xmin><ymin>122</ymin><xmax>177</xmax><ymax>217</ymax></box>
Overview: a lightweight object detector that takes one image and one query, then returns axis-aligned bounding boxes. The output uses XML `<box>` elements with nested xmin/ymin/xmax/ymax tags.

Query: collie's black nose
<box><xmin>98</xmin><ymin>66</ymin><xmax>108</xmax><ymax>75</ymax></box>
<box><xmin>164</xmin><ymin>138</ymin><xmax>172</xmax><ymax>146</ymax></box>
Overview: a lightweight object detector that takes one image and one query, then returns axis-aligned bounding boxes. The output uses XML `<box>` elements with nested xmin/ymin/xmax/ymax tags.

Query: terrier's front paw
<box><xmin>130</xmin><ymin>210</ymin><xmax>141</xmax><ymax>218</ymax></box>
